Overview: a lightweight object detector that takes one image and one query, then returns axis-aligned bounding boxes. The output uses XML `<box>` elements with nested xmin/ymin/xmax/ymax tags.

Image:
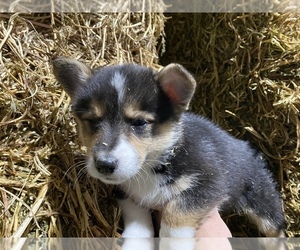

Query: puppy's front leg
<box><xmin>118</xmin><ymin>198</ymin><xmax>154</xmax><ymax>250</ymax></box>
<box><xmin>118</xmin><ymin>198</ymin><xmax>154</xmax><ymax>238</ymax></box>
<box><xmin>159</xmin><ymin>199</ymin><xmax>206</xmax><ymax>250</ymax></box>
<box><xmin>159</xmin><ymin>200</ymin><xmax>200</xmax><ymax>238</ymax></box>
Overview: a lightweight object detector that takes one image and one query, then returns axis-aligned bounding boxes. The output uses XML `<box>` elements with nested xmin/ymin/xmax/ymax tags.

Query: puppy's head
<box><xmin>53</xmin><ymin>57</ymin><xmax>196</xmax><ymax>184</ymax></box>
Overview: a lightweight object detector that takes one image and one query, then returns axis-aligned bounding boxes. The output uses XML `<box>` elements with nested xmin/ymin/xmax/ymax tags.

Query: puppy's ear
<box><xmin>156</xmin><ymin>63</ymin><xmax>196</xmax><ymax>113</ymax></box>
<box><xmin>52</xmin><ymin>57</ymin><xmax>92</xmax><ymax>98</ymax></box>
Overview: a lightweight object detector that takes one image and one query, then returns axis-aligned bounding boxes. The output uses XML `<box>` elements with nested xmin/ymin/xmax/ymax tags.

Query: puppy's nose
<box><xmin>94</xmin><ymin>157</ymin><xmax>117</xmax><ymax>174</ymax></box>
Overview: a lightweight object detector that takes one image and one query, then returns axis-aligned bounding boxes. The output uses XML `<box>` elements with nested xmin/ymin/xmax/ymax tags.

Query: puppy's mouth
<box><xmin>96</xmin><ymin>175</ymin><xmax>126</xmax><ymax>185</ymax></box>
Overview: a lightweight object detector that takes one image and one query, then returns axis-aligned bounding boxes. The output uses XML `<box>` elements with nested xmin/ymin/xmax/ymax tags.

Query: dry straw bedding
<box><xmin>0</xmin><ymin>12</ymin><xmax>165</xmax><ymax>237</ymax></box>
<box><xmin>0</xmin><ymin>12</ymin><xmax>299</xmax><ymax>238</ymax></box>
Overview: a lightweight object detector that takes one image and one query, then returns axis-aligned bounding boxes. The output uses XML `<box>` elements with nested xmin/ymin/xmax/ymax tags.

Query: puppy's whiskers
<box><xmin>73</xmin><ymin>166</ymin><xmax>88</xmax><ymax>188</ymax></box>
<box><xmin>62</xmin><ymin>160</ymin><xmax>86</xmax><ymax>180</ymax></box>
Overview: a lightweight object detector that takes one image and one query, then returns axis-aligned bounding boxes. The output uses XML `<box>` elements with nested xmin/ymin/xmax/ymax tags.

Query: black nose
<box><xmin>94</xmin><ymin>157</ymin><xmax>117</xmax><ymax>174</ymax></box>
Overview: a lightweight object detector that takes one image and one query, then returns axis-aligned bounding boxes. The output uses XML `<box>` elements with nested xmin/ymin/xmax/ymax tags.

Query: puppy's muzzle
<box><xmin>94</xmin><ymin>155</ymin><xmax>118</xmax><ymax>175</ymax></box>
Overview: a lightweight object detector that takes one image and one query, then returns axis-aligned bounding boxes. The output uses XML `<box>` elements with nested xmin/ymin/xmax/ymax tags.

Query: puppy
<box><xmin>52</xmin><ymin>57</ymin><xmax>285</xmax><ymax>239</ymax></box>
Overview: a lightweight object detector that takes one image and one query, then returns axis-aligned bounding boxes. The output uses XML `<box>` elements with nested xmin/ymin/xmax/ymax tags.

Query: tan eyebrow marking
<box><xmin>124</xmin><ymin>105</ymin><xmax>155</xmax><ymax>122</ymax></box>
<box><xmin>79</xmin><ymin>101</ymin><xmax>105</xmax><ymax>120</ymax></box>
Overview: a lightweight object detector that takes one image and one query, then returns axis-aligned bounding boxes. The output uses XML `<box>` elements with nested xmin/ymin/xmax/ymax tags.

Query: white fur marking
<box><xmin>244</xmin><ymin>208</ymin><xmax>279</xmax><ymax>235</ymax></box>
<box><xmin>159</xmin><ymin>224</ymin><xmax>196</xmax><ymax>250</ymax></box>
<box><xmin>160</xmin><ymin>223</ymin><xmax>195</xmax><ymax>238</ymax></box>
<box><xmin>111</xmin><ymin>71</ymin><xmax>125</xmax><ymax>103</ymax></box>
<box><xmin>119</xmin><ymin>199</ymin><xmax>154</xmax><ymax>237</ymax></box>
<box><xmin>159</xmin><ymin>238</ymin><xmax>196</xmax><ymax>250</ymax></box>
<box><xmin>87</xmin><ymin>137</ymin><xmax>139</xmax><ymax>184</ymax></box>
<box><xmin>122</xmin><ymin>169</ymin><xmax>197</xmax><ymax>210</ymax></box>
<box><xmin>122</xmin><ymin>239</ymin><xmax>154</xmax><ymax>250</ymax></box>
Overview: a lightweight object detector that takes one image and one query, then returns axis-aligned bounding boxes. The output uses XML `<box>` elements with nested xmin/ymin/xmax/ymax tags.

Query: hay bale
<box><xmin>162</xmin><ymin>13</ymin><xmax>300</xmax><ymax>237</ymax></box>
<box><xmin>0</xmin><ymin>12</ymin><xmax>165</xmax><ymax>237</ymax></box>
<box><xmin>1</xmin><ymin>11</ymin><xmax>299</xmax><ymax>239</ymax></box>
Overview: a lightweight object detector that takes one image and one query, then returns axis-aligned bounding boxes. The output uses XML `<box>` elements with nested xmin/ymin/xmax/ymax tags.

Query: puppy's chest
<box><xmin>121</xmin><ymin>164</ymin><xmax>195</xmax><ymax>210</ymax></box>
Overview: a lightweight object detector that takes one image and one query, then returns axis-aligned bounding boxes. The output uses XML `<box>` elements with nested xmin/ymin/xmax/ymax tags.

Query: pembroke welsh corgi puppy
<box><xmin>52</xmin><ymin>57</ymin><xmax>285</xmax><ymax>241</ymax></box>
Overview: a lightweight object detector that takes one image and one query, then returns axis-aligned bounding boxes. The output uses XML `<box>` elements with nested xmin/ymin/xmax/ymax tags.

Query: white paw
<box><xmin>122</xmin><ymin>238</ymin><xmax>154</xmax><ymax>250</ymax></box>
<box><xmin>119</xmin><ymin>198</ymin><xmax>154</xmax><ymax>238</ymax></box>
<box><xmin>122</xmin><ymin>221</ymin><xmax>154</xmax><ymax>238</ymax></box>
<box><xmin>160</xmin><ymin>223</ymin><xmax>195</xmax><ymax>238</ymax></box>
<box><xmin>159</xmin><ymin>223</ymin><xmax>196</xmax><ymax>250</ymax></box>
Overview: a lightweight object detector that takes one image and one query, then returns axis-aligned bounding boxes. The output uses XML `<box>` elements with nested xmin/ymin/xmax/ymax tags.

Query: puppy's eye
<box><xmin>84</xmin><ymin>117</ymin><xmax>102</xmax><ymax>126</ymax></box>
<box><xmin>131</xmin><ymin>119</ymin><xmax>148</xmax><ymax>127</ymax></box>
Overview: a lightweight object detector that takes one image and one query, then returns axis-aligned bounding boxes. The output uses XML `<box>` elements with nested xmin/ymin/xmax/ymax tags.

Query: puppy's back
<box><xmin>178</xmin><ymin>113</ymin><xmax>285</xmax><ymax>236</ymax></box>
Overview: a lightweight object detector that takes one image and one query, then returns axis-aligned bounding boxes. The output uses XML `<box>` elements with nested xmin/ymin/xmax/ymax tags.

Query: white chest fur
<box><xmin>121</xmin><ymin>165</ymin><xmax>196</xmax><ymax>210</ymax></box>
<box><xmin>121</xmin><ymin>168</ymin><xmax>170</xmax><ymax>209</ymax></box>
